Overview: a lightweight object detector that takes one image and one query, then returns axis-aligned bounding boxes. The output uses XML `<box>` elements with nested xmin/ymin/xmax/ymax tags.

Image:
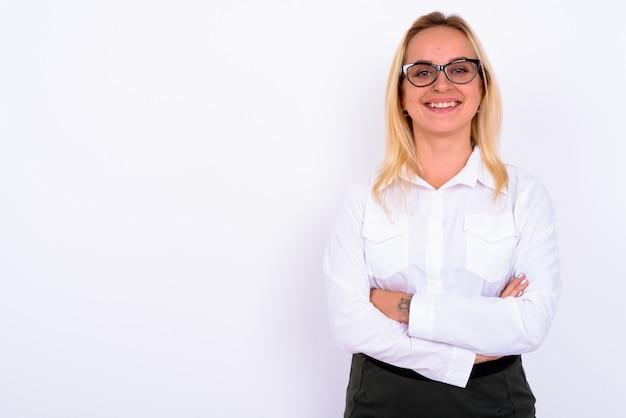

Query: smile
<box><xmin>426</xmin><ymin>101</ymin><xmax>460</xmax><ymax>109</ymax></box>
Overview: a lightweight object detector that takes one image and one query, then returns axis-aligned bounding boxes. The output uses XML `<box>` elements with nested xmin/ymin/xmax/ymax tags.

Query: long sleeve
<box><xmin>323</xmin><ymin>177</ymin><xmax>476</xmax><ymax>387</ymax></box>
<box><xmin>408</xmin><ymin>176</ymin><xmax>562</xmax><ymax>355</ymax></box>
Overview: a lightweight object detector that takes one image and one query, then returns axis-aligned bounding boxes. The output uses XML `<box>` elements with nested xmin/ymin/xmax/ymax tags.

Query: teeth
<box><xmin>428</xmin><ymin>101</ymin><xmax>458</xmax><ymax>108</ymax></box>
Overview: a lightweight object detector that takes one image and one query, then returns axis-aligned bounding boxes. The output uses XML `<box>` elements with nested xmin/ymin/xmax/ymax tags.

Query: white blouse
<box><xmin>323</xmin><ymin>148</ymin><xmax>562</xmax><ymax>388</ymax></box>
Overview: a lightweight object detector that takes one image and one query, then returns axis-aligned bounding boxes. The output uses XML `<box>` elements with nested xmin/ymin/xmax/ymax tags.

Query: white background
<box><xmin>0</xmin><ymin>1</ymin><xmax>623</xmax><ymax>417</ymax></box>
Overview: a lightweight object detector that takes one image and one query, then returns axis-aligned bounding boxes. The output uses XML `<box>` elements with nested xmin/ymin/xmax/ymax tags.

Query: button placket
<box><xmin>425</xmin><ymin>191</ymin><xmax>444</xmax><ymax>294</ymax></box>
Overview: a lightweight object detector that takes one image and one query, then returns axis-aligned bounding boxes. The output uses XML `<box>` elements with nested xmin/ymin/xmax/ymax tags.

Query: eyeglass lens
<box><xmin>406</xmin><ymin>60</ymin><xmax>478</xmax><ymax>87</ymax></box>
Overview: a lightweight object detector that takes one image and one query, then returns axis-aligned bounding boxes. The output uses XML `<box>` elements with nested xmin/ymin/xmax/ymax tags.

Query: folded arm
<box><xmin>370</xmin><ymin>274</ymin><xmax>529</xmax><ymax>362</ymax></box>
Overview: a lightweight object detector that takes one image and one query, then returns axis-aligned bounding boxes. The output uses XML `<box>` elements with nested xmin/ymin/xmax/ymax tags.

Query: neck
<box><xmin>412</xmin><ymin>138</ymin><xmax>473</xmax><ymax>189</ymax></box>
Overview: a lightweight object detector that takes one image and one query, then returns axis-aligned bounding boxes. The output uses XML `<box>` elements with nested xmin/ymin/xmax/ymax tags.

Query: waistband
<box><xmin>365</xmin><ymin>354</ymin><xmax>520</xmax><ymax>381</ymax></box>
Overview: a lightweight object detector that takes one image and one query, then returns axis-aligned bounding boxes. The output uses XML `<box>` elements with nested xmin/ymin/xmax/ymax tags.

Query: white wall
<box><xmin>0</xmin><ymin>1</ymin><xmax>622</xmax><ymax>417</ymax></box>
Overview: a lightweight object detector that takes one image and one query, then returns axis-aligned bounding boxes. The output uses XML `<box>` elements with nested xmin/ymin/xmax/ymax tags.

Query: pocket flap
<box><xmin>463</xmin><ymin>213</ymin><xmax>516</xmax><ymax>243</ymax></box>
<box><xmin>363</xmin><ymin>214</ymin><xmax>409</xmax><ymax>243</ymax></box>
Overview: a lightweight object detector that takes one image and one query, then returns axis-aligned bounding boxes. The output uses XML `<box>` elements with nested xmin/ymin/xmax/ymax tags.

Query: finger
<box><xmin>512</xmin><ymin>274</ymin><xmax>528</xmax><ymax>298</ymax></box>
<box><xmin>514</xmin><ymin>281</ymin><xmax>529</xmax><ymax>297</ymax></box>
<box><xmin>500</xmin><ymin>274</ymin><xmax>528</xmax><ymax>298</ymax></box>
<box><xmin>499</xmin><ymin>275</ymin><xmax>521</xmax><ymax>298</ymax></box>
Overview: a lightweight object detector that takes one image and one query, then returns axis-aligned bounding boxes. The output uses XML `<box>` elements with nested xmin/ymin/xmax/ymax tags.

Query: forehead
<box><xmin>405</xmin><ymin>26</ymin><xmax>476</xmax><ymax>63</ymax></box>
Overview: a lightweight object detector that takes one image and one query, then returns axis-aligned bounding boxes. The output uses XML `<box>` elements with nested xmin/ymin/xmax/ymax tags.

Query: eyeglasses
<box><xmin>401</xmin><ymin>59</ymin><xmax>481</xmax><ymax>87</ymax></box>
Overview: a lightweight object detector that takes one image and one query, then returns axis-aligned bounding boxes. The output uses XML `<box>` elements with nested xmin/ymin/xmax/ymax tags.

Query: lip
<box><xmin>424</xmin><ymin>98</ymin><xmax>461</xmax><ymax>111</ymax></box>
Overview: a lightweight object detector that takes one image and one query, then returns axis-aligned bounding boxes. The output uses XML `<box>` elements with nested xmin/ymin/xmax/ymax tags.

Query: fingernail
<box><xmin>517</xmin><ymin>290</ymin><xmax>524</xmax><ymax>297</ymax></box>
<box><xmin>520</xmin><ymin>279</ymin><xmax>527</xmax><ymax>285</ymax></box>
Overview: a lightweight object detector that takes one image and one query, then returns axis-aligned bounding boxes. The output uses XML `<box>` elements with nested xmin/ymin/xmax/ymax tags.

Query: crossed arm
<box><xmin>369</xmin><ymin>274</ymin><xmax>528</xmax><ymax>364</ymax></box>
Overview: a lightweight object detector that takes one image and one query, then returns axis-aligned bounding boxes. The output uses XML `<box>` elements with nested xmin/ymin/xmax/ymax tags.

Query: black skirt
<box><xmin>344</xmin><ymin>353</ymin><xmax>536</xmax><ymax>418</ymax></box>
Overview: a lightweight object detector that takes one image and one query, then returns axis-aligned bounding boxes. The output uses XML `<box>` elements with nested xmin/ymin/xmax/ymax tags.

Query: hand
<box><xmin>370</xmin><ymin>289</ymin><xmax>413</xmax><ymax>324</ymax></box>
<box><xmin>475</xmin><ymin>354</ymin><xmax>501</xmax><ymax>364</ymax></box>
<box><xmin>499</xmin><ymin>273</ymin><xmax>528</xmax><ymax>298</ymax></box>
<box><xmin>475</xmin><ymin>274</ymin><xmax>528</xmax><ymax>364</ymax></box>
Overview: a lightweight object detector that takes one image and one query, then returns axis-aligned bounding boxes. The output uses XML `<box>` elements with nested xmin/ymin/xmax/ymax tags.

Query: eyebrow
<box><xmin>406</xmin><ymin>56</ymin><xmax>475</xmax><ymax>65</ymax></box>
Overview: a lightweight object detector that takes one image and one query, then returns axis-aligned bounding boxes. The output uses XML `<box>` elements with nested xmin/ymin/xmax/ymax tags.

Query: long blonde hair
<box><xmin>373</xmin><ymin>11</ymin><xmax>508</xmax><ymax>206</ymax></box>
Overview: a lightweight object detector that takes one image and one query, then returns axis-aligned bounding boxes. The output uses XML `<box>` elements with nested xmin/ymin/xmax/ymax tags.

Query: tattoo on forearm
<box><xmin>398</xmin><ymin>296</ymin><xmax>412</xmax><ymax>315</ymax></box>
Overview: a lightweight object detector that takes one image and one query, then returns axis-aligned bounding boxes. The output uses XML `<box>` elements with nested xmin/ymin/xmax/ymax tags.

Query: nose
<box><xmin>431</xmin><ymin>69</ymin><xmax>453</xmax><ymax>92</ymax></box>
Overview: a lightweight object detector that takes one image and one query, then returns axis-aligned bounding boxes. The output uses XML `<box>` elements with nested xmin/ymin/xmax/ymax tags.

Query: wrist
<box><xmin>397</xmin><ymin>293</ymin><xmax>413</xmax><ymax>323</ymax></box>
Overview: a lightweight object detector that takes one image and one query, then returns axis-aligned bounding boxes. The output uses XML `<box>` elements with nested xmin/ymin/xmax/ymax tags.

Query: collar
<box><xmin>398</xmin><ymin>147</ymin><xmax>508</xmax><ymax>194</ymax></box>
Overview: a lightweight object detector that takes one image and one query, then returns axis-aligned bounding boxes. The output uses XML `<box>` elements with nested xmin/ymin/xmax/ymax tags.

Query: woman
<box><xmin>323</xmin><ymin>11</ymin><xmax>561</xmax><ymax>417</ymax></box>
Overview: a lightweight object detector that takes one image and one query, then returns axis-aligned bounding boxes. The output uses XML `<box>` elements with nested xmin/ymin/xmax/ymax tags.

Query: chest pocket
<box><xmin>362</xmin><ymin>214</ymin><xmax>409</xmax><ymax>280</ymax></box>
<box><xmin>464</xmin><ymin>213</ymin><xmax>517</xmax><ymax>282</ymax></box>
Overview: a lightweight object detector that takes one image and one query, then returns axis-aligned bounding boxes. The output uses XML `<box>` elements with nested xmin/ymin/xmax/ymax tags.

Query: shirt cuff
<box><xmin>443</xmin><ymin>345</ymin><xmax>476</xmax><ymax>388</ymax></box>
<box><xmin>408</xmin><ymin>293</ymin><xmax>436</xmax><ymax>340</ymax></box>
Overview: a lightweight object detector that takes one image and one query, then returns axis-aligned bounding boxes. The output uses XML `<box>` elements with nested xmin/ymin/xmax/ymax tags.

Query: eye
<box><xmin>448</xmin><ymin>63</ymin><xmax>472</xmax><ymax>74</ymax></box>
<box><xmin>408</xmin><ymin>64</ymin><xmax>435</xmax><ymax>78</ymax></box>
<box><xmin>444</xmin><ymin>60</ymin><xmax>480</xmax><ymax>84</ymax></box>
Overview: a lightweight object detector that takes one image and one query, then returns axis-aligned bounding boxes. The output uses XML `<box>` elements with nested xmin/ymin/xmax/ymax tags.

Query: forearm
<box><xmin>369</xmin><ymin>289</ymin><xmax>413</xmax><ymax>323</ymax></box>
<box><xmin>408</xmin><ymin>287</ymin><xmax>559</xmax><ymax>355</ymax></box>
<box><xmin>327</xmin><ymin>291</ymin><xmax>476</xmax><ymax>387</ymax></box>
<box><xmin>369</xmin><ymin>273</ymin><xmax>529</xmax><ymax>324</ymax></box>
<box><xmin>370</xmin><ymin>276</ymin><xmax>532</xmax><ymax>358</ymax></box>
<box><xmin>367</xmin><ymin>290</ymin><xmax>505</xmax><ymax>365</ymax></box>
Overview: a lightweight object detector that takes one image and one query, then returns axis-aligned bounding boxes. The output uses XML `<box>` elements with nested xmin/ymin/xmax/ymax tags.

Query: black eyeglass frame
<box><xmin>401</xmin><ymin>58</ymin><xmax>482</xmax><ymax>88</ymax></box>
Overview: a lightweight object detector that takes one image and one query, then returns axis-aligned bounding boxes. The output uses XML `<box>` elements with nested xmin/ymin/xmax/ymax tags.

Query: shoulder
<box><xmin>506</xmin><ymin>165</ymin><xmax>549</xmax><ymax>196</ymax></box>
<box><xmin>342</xmin><ymin>169</ymin><xmax>379</xmax><ymax>202</ymax></box>
<box><xmin>338</xmin><ymin>167</ymin><xmax>405</xmax><ymax>217</ymax></box>
<box><xmin>332</xmin><ymin>169</ymin><xmax>379</xmax><ymax>217</ymax></box>
<box><xmin>505</xmin><ymin>165</ymin><xmax>555</xmax><ymax>215</ymax></box>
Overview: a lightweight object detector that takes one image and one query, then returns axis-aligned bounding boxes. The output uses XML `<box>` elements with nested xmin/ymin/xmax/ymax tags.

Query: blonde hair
<box><xmin>373</xmin><ymin>11</ymin><xmax>508</xmax><ymax>205</ymax></box>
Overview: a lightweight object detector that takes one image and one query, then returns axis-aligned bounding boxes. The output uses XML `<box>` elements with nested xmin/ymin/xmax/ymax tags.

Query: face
<box><xmin>402</xmin><ymin>26</ymin><xmax>483</xmax><ymax>141</ymax></box>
